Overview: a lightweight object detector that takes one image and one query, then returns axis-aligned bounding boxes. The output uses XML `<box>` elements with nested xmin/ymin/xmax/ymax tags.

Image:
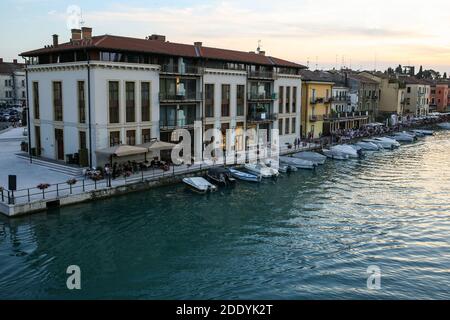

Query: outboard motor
<box><xmin>357</xmin><ymin>149</ymin><xmax>364</xmax><ymax>158</ymax></box>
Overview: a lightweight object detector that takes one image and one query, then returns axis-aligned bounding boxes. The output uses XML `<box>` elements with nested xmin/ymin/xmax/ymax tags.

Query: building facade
<box><xmin>0</xmin><ymin>58</ymin><xmax>26</xmax><ymax>107</ymax></box>
<box><xmin>299</xmin><ymin>70</ymin><xmax>333</xmax><ymax>139</ymax></box>
<box><xmin>21</xmin><ymin>28</ymin><xmax>304</xmax><ymax>167</ymax></box>
<box><xmin>347</xmin><ymin>74</ymin><xmax>379</xmax><ymax>123</ymax></box>
<box><xmin>430</xmin><ymin>82</ymin><xmax>449</xmax><ymax>113</ymax></box>
<box><xmin>402</xmin><ymin>78</ymin><xmax>431</xmax><ymax>116</ymax></box>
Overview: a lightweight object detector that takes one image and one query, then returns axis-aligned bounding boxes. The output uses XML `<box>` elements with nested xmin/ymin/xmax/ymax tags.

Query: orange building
<box><xmin>430</xmin><ymin>82</ymin><xmax>449</xmax><ymax>113</ymax></box>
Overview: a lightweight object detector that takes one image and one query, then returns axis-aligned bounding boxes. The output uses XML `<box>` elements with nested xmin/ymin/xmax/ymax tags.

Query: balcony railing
<box><xmin>309</xmin><ymin>114</ymin><xmax>324</xmax><ymax>122</ymax></box>
<box><xmin>159</xmin><ymin>91</ymin><xmax>203</xmax><ymax>102</ymax></box>
<box><xmin>324</xmin><ymin>111</ymin><xmax>370</xmax><ymax>121</ymax></box>
<box><xmin>247</xmin><ymin>92</ymin><xmax>277</xmax><ymax>100</ymax></box>
<box><xmin>333</xmin><ymin>96</ymin><xmax>351</xmax><ymax>102</ymax></box>
<box><xmin>159</xmin><ymin>118</ymin><xmax>201</xmax><ymax>130</ymax></box>
<box><xmin>247</xmin><ymin>112</ymin><xmax>278</xmax><ymax>123</ymax></box>
<box><xmin>160</xmin><ymin>64</ymin><xmax>203</xmax><ymax>75</ymax></box>
<box><xmin>310</xmin><ymin>97</ymin><xmax>325</xmax><ymax>104</ymax></box>
<box><xmin>248</xmin><ymin>70</ymin><xmax>277</xmax><ymax>80</ymax></box>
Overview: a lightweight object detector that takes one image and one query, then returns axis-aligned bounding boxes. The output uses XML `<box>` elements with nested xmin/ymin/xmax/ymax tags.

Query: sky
<box><xmin>1</xmin><ymin>0</ymin><xmax>449</xmax><ymax>73</ymax></box>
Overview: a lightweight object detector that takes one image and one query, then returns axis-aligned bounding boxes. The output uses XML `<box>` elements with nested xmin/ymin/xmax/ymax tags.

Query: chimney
<box><xmin>148</xmin><ymin>34</ymin><xmax>166</xmax><ymax>42</ymax></box>
<box><xmin>13</xmin><ymin>59</ymin><xmax>17</xmax><ymax>64</ymax></box>
<box><xmin>194</xmin><ymin>42</ymin><xmax>202</xmax><ymax>47</ymax></box>
<box><xmin>259</xmin><ymin>51</ymin><xmax>265</xmax><ymax>56</ymax></box>
<box><xmin>53</xmin><ymin>34</ymin><xmax>59</xmax><ymax>47</ymax></box>
<box><xmin>81</xmin><ymin>27</ymin><xmax>92</xmax><ymax>40</ymax></box>
<box><xmin>71</xmin><ymin>29</ymin><xmax>82</xmax><ymax>41</ymax></box>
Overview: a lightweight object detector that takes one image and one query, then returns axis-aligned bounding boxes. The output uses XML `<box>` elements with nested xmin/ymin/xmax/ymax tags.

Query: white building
<box><xmin>0</xmin><ymin>58</ymin><xmax>26</xmax><ymax>107</ymax></box>
<box><xmin>403</xmin><ymin>78</ymin><xmax>431</xmax><ymax>116</ymax></box>
<box><xmin>21</xmin><ymin>28</ymin><xmax>305</xmax><ymax>167</ymax></box>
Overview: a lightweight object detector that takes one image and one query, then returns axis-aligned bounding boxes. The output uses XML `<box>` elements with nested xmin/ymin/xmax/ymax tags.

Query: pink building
<box><xmin>430</xmin><ymin>83</ymin><xmax>449</xmax><ymax>112</ymax></box>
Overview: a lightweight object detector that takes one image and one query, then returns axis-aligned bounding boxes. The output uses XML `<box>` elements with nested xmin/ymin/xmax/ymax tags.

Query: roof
<box><xmin>21</xmin><ymin>34</ymin><xmax>305</xmax><ymax>69</ymax></box>
<box><xmin>401</xmin><ymin>77</ymin><xmax>432</xmax><ymax>86</ymax></box>
<box><xmin>299</xmin><ymin>70</ymin><xmax>334</xmax><ymax>83</ymax></box>
<box><xmin>347</xmin><ymin>73</ymin><xmax>379</xmax><ymax>84</ymax></box>
<box><xmin>0</xmin><ymin>62</ymin><xmax>25</xmax><ymax>75</ymax></box>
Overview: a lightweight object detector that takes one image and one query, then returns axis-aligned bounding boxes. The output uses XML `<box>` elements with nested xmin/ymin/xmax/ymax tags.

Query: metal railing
<box><xmin>310</xmin><ymin>97</ymin><xmax>325</xmax><ymax>104</ymax></box>
<box><xmin>159</xmin><ymin>91</ymin><xmax>203</xmax><ymax>102</ymax></box>
<box><xmin>159</xmin><ymin>118</ymin><xmax>201</xmax><ymax>130</ymax></box>
<box><xmin>160</xmin><ymin>64</ymin><xmax>203</xmax><ymax>75</ymax></box>
<box><xmin>247</xmin><ymin>113</ymin><xmax>278</xmax><ymax>122</ymax></box>
<box><xmin>247</xmin><ymin>92</ymin><xmax>277</xmax><ymax>100</ymax></box>
<box><xmin>248</xmin><ymin>70</ymin><xmax>277</xmax><ymax>79</ymax></box>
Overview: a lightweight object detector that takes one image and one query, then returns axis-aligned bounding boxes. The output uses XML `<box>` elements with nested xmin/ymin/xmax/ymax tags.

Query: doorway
<box><xmin>55</xmin><ymin>128</ymin><xmax>64</xmax><ymax>161</ymax></box>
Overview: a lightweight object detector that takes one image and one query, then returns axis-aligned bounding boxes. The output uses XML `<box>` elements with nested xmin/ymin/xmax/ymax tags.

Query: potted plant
<box><xmin>37</xmin><ymin>183</ymin><xmax>50</xmax><ymax>199</ymax></box>
<box><xmin>66</xmin><ymin>178</ymin><xmax>77</xmax><ymax>194</ymax></box>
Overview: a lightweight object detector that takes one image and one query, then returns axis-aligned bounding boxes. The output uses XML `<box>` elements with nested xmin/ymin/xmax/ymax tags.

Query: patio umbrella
<box><xmin>137</xmin><ymin>140</ymin><xmax>176</xmax><ymax>152</ymax></box>
<box><xmin>96</xmin><ymin>145</ymin><xmax>148</xmax><ymax>157</ymax></box>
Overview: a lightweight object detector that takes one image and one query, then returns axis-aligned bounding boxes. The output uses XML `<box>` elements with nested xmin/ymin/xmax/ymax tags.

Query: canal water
<box><xmin>1</xmin><ymin>131</ymin><xmax>450</xmax><ymax>299</ymax></box>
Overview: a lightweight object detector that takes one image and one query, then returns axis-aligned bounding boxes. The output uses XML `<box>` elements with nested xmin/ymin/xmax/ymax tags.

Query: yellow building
<box><xmin>299</xmin><ymin>70</ymin><xmax>334</xmax><ymax>139</ymax></box>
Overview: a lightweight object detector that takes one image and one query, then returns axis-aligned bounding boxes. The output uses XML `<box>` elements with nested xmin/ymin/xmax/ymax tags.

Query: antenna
<box><xmin>307</xmin><ymin>57</ymin><xmax>310</xmax><ymax>69</ymax></box>
<box><xmin>257</xmin><ymin>40</ymin><xmax>262</xmax><ymax>53</ymax></box>
<box><xmin>79</xmin><ymin>8</ymin><xmax>85</xmax><ymax>27</ymax></box>
<box><xmin>315</xmin><ymin>56</ymin><xmax>318</xmax><ymax>70</ymax></box>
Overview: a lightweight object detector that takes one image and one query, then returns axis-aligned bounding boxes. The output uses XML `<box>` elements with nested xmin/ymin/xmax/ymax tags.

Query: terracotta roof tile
<box><xmin>21</xmin><ymin>34</ymin><xmax>305</xmax><ymax>69</ymax></box>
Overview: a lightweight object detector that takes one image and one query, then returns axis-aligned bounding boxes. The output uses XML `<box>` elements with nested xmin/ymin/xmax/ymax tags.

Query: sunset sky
<box><xmin>1</xmin><ymin>0</ymin><xmax>449</xmax><ymax>73</ymax></box>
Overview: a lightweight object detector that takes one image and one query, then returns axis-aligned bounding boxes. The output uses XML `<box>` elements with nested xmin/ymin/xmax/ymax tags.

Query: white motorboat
<box><xmin>368</xmin><ymin>137</ymin><xmax>400</xmax><ymax>149</ymax></box>
<box><xmin>229</xmin><ymin>168</ymin><xmax>261</xmax><ymax>183</ymax></box>
<box><xmin>355</xmin><ymin>141</ymin><xmax>380</xmax><ymax>151</ymax></box>
<box><xmin>292</xmin><ymin>151</ymin><xmax>327</xmax><ymax>165</ymax></box>
<box><xmin>322</xmin><ymin>149</ymin><xmax>349</xmax><ymax>160</ymax></box>
<box><xmin>244</xmin><ymin>163</ymin><xmax>279</xmax><ymax>178</ymax></box>
<box><xmin>279</xmin><ymin>156</ymin><xmax>316</xmax><ymax>170</ymax></box>
<box><xmin>331</xmin><ymin>144</ymin><xmax>361</xmax><ymax>158</ymax></box>
<box><xmin>182</xmin><ymin>177</ymin><xmax>217</xmax><ymax>193</ymax></box>
<box><xmin>437</xmin><ymin>122</ymin><xmax>450</xmax><ymax>129</ymax></box>
<box><xmin>389</xmin><ymin>132</ymin><xmax>416</xmax><ymax>142</ymax></box>
<box><xmin>412</xmin><ymin>129</ymin><xmax>434</xmax><ymax>136</ymax></box>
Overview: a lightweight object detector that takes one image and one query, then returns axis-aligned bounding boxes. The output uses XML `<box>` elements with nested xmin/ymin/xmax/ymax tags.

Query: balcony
<box><xmin>310</xmin><ymin>97</ymin><xmax>325</xmax><ymax>105</ymax></box>
<box><xmin>333</xmin><ymin>96</ymin><xmax>351</xmax><ymax>102</ymax></box>
<box><xmin>160</xmin><ymin>64</ymin><xmax>203</xmax><ymax>75</ymax></box>
<box><xmin>248</xmin><ymin>70</ymin><xmax>277</xmax><ymax>80</ymax></box>
<box><xmin>309</xmin><ymin>114</ymin><xmax>325</xmax><ymax>122</ymax></box>
<box><xmin>247</xmin><ymin>92</ymin><xmax>277</xmax><ymax>101</ymax></box>
<box><xmin>324</xmin><ymin>111</ymin><xmax>370</xmax><ymax>121</ymax></box>
<box><xmin>159</xmin><ymin>118</ymin><xmax>201</xmax><ymax>131</ymax></box>
<box><xmin>159</xmin><ymin>91</ymin><xmax>203</xmax><ymax>102</ymax></box>
<box><xmin>247</xmin><ymin>112</ymin><xmax>278</xmax><ymax>123</ymax></box>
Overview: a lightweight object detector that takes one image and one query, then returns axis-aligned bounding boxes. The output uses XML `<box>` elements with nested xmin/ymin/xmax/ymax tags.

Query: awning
<box><xmin>96</xmin><ymin>145</ymin><xmax>148</xmax><ymax>157</ymax></box>
<box><xmin>137</xmin><ymin>140</ymin><xmax>176</xmax><ymax>152</ymax></box>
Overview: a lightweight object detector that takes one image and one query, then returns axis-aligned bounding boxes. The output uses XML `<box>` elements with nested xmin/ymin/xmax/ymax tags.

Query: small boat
<box><xmin>355</xmin><ymin>141</ymin><xmax>380</xmax><ymax>151</ymax></box>
<box><xmin>279</xmin><ymin>156</ymin><xmax>316</xmax><ymax>169</ymax></box>
<box><xmin>389</xmin><ymin>132</ymin><xmax>416</xmax><ymax>142</ymax></box>
<box><xmin>229</xmin><ymin>168</ymin><xmax>262</xmax><ymax>182</ymax></box>
<box><xmin>206</xmin><ymin>167</ymin><xmax>236</xmax><ymax>186</ymax></box>
<box><xmin>292</xmin><ymin>151</ymin><xmax>327</xmax><ymax>165</ymax></box>
<box><xmin>331</xmin><ymin>145</ymin><xmax>362</xmax><ymax>158</ymax></box>
<box><xmin>183</xmin><ymin>177</ymin><xmax>217</xmax><ymax>193</ymax></box>
<box><xmin>322</xmin><ymin>149</ymin><xmax>349</xmax><ymax>160</ymax></box>
<box><xmin>245</xmin><ymin>163</ymin><xmax>279</xmax><ymax>178</ymax></box>
<box><xmin>412</xmin><ymin>129</ymin><xmax>434</xmax><ymax>136</ymax></box>
<box><xmin>278</xmin><ymin>164</ymin><xmax>290</xmax><ymax>173</ymax></box>
<box><xmin>368</xmin><ymin>137</ymin><xmax>400</xmax><ymax>149</ymax></box>
<box><xmin>437</xmin><ymin>123</ymin><xmax>450</xmax><ymax>129</ymax></box>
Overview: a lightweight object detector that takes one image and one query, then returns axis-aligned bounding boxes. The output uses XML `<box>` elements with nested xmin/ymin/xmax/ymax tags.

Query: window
<box><xmin>285</xmin><ymin>118</ymin><xmax>290</xmax><ymax>135</ymax></box>
<box><xmin>205</xmin><ymin>84</ymin><xmax>214</xmax><ymax>118</ymax></box>
<box><xmin>109</xmin><ymin>81</ymin><xmax>120</xmax><ymax>123</ymax></box>
<box><xmin>142</xmin><ymin>129</ymin><xmax>151</xmax><ymax>143</ymax></box>
<box><xmin>285</xmin><ymin>87</ymin><xmax>291</xmax><ymax>113</ymax></box>
<box><xmin>237</xmin><ymin>85</ymin><xmax>245</xmax><ymax>116</ymax></box>
<box><xmin>278</xmin><ymin>119</ymin><xmax>283</xmax><ymax>136</ymax></box>
<box><xmin>22</xmin><ymin>80</ymin><xmax>25</xmax><ymax>87</ymax></box>
<box><xmin>79</xmin><ymin>131</ymin><xmax>87</xmax><ymax>150</ymax></box>
<box><xmin>141</xmin><ymin>82</ymin><xmax>151</xmax><ymax>122</ymax></box>
<box><xmin>126</xmin><ymin>82</ymin><xmax>135</xmax><ymax>122</ymax></box>
<box><xmin>126</xmin><ymin>130</ymin><xmax>136</xmax><ymax>145</ymax></box>
<box><xmin>279</xmin><ymin>86</ymin><xmax>284</xmax><ymax>114</ymax></box>
<box><xmin>32</xmin><ymin>82</ymin><xmax>39</xmax><ymax>120</ymax></box>
<box><xmin>291</xmin><ymin>118</ymin><xmax>296</xmax><ymax>134</ymax></box>
<box><xmin>221</xmin><ymin>84</ymin><xmax>230</xmax><ymax>117</ymax></box>
<box><xmin>292</xmin><ymin>87</ymin><xmax>297</xmax><ymax>113</ymax></box>
<box><xmin>22</xmin><ymin>91</ymin><xmax>25</xmax><ymax>98</ymax></box>
<box><xmin>407</xmin><ymin>87</ymin><xmax>411</xmax><ymax>93</ymax></box>
<box><xmin>78</xmin><ymin>81</ymin><xmax>86</xmax><ymax>123</ymax></box>
<box><xmin>53</xmin><ymin>82</ymin><xmax>63</xmax><ymax>121</ymax></box>
<box><xmin>35</xmin><ymin>126</ymin><xmax>41</xmax><ymax>156</ymax></box>
<box><xmin>110</xmin><ymin>131</ymin><xmax>120</xmax><ymax>146</ymax></box>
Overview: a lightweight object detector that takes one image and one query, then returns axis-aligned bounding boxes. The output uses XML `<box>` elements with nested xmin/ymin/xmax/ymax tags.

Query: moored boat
<box><xmin>229</xmin><ymin>168</ymin><xmax>262</xmax><ymax>182</ymax></box>
<box><xmin>244</xmin><ymin>163</ymin><xmax>279</xmax><ymax>178</ymax></box>
<box><xmin>183</xmin><ymin>177</ymin><xmax>217</xmax><ymax>193</ymax></box>
<box><xmin>292</xmin><ymin>151</ymin><xmax>327</xmax><ymax>165</ymax></box>
<box><xmin>206</xmin><ymin>167</ymin><xmax>236</xmax><ymax>186</ymax></box>
<box><xmin>331</xmin><ymin>145</ymin><xmax>362</xmax><ymax>158</ymax></box>
<box><xmin>355</xmin><ymin>141</ymin><xmax>380</xmax><ymax>151</ymax></box>
<box><xmin>279</xmin><ymin>156</ymin><xmax>316</xmax><ymax>169</ymax></box>
<box><xmin>322</xmin><ymin>149</ymin><xmax>349</xmax><ymax>160</ymax></box>
<box><xmin>412</xmin><ymin>129</ymin><xmax>434</xmax><ymax>136</ymax></box>
<box><xmin>437</xmin><ymin>122</ymin><xmax>450</xmax><ymax>129</ymax></box>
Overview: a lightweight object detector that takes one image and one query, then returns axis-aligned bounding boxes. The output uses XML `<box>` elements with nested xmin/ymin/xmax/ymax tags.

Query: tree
<box><xmin>395</xmin><ymin>64</ymin><xmax>403</xmax><ymax>74</ymax></box>
<box><xmin>443</xmin><ymin>72</ymin><xmax>447</xmax><ymax>79</ymax></box>
<box><xmin>417</xmin><ymin>65</ymin><xmax>424</xmax><ymax>79</ymax></box>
